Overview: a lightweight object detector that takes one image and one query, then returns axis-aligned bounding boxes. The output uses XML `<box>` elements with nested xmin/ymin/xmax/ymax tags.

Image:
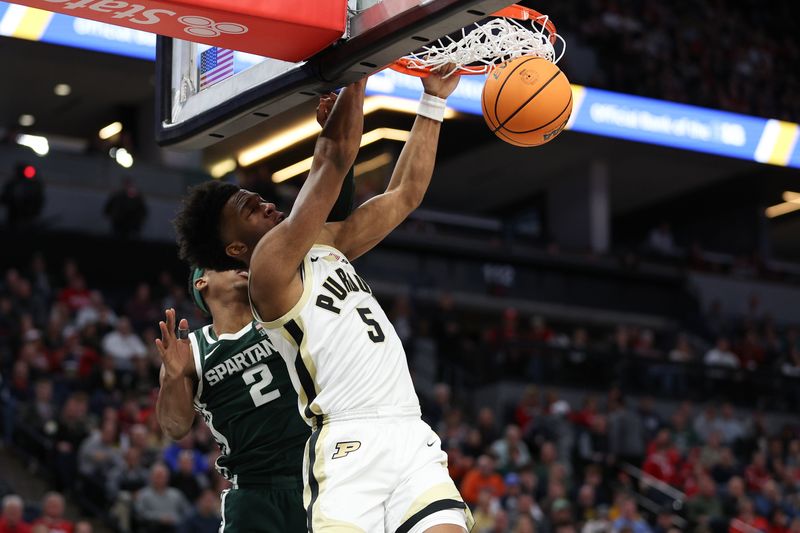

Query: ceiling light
<box><xmin>209</xmin><ymin>158</ymin><xmax>236</xmax><ymax>179</ymax></box>
<box><xmin>781</xmin><ymin>191</ymin><xmax>800</xmax><ymax>203</ymax></box>
<box><xmin>115</xmin><ymin>147</ymin><xmax>133</xmax><ymax>168</ymax></box>
<box><xmin>272</xmin><ymin>128</ymin><xmax>410</xmax><ymax>182</ymax></box>
<box><xmin>16</xmin><ymin>134</ymin><xmax>49</xmax><ymax>156</ymax></box>
<box><xmin>54</xmin><ymin>83</ymin><xmax>71</xmax><ymax>96</ymax></box>
<box><xmin>239</xmin><ymin>96</ymin><xmax>454</xmax><ymax>168</ymax></box>
<box><xmin>18</xmin><ymin>114</ymin><xmax>35</xmax><ymax>127</ymax></box>
<box><xmin>238</xmin><ymin>119</ymin><xmax>321</xmax><ymax>167</ymax></box>
<box><xmin>766</xmin><ymin>202</ymin><xmax>800</xmax><ymax>219</ymax></box>
<box><xmin>98</xmin><ymin>121</ymin><xmax>123</xmax><ymax>140</ymax></box>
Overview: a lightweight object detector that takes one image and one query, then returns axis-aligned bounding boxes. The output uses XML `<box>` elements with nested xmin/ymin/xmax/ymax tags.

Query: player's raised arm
<box><xmin>322</xmin><ymin>71</ymin><xmax>460</xmax><ymax>260</ymax></box>
<box><xmin>155</xmin><ymin>308</ymin><xmax>197</xmax><ymax>440</ymax></box>
<box><xmin>249</xmin><ymin>79</ymin><xmax>366</xmax><ymax>307</ymax></box>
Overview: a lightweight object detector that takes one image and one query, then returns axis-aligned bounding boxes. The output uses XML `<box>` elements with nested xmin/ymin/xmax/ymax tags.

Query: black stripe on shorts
<box><xmin>395</xmin><ymin>499</ymin><xmax>468</xmax><ymax>533</ymax></box>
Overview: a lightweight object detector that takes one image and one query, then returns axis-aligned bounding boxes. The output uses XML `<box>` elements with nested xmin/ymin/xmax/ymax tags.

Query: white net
<box><xmin>399</xmin><ymin>14</ymin><xmax>566</xmax><ymax>76</ymax></box>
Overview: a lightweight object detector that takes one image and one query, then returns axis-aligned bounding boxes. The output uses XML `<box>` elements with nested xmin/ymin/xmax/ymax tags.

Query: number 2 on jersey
<box><xmin>357</xmin><ymin>307</ymin><xmax>385</xmax><ymax>343</ymax></box>
<box><xmin>242</xmin><ymin>363</ymin><xmax>281</xmax><ymax>407</ymax></box>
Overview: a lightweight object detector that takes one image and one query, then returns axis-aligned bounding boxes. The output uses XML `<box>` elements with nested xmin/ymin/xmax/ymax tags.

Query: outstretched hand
<box><xmin>422</xmin><ymin>65</ymin><xmax>461</xmax><ymax>99</ymax></box>
<box><xmin>155</xmin><ymin>308</ymin><xmax>192</xmax><ymax>380</ymax></box>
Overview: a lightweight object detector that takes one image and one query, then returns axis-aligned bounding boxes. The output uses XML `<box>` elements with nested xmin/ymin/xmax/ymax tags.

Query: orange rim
<box><xmin>389</xmin><ymin>4</ymin><xmax>558</xmax><ymax>77</ymax></box>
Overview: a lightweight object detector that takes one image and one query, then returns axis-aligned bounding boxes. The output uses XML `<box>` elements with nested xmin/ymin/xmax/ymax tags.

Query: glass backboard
<box><xmin>155</xmin><ymin>0</ymin><xmax>517</xmax><ymax>149</ymax></box>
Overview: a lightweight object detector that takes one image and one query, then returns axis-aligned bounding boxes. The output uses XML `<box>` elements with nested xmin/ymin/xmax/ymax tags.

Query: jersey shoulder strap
<box><xmin>248</xmin><ymin>253</ymin><xmax>315</xmax><ymax>329</ymax></box>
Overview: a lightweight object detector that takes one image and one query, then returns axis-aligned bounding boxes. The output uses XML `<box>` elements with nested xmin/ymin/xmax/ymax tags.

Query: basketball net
<box><xmin>392</xmin><ymin>8</ymin><xmax>566</xmax><ymax>77</ymax></box>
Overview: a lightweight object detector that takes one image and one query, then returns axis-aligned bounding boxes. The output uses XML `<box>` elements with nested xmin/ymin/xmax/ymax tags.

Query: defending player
<box><xmin>155</xmin><ymin>89</ymin><xmax>361</xmax><ymax>533</ymax></box>
<box><xmin>174</xmin><ymin>71</ymin><xmax>469</xmax><ymax>532</ymax></box>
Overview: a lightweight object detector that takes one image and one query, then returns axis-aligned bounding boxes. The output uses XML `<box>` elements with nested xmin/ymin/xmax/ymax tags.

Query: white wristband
<box><xmin>417</xmin><ymin>92</ymin><xmax>447</xmax><ymax>122</ymax></box>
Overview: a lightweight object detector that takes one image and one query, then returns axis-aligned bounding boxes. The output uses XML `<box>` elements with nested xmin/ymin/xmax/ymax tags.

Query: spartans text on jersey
<box><xmin>204</xmin><ymin>338</ymin><xmax>281</xmax><ymax>386</ymax></box>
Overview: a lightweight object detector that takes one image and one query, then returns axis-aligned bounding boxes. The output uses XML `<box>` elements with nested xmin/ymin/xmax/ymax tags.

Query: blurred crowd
<box><xmin>0</xmin><ymin>254</ymin><xmax>798</xmax><ymax>533</ymax></box>
<box><xmin>547</xmin><ymin>0</ymin><xmax>800</xmax><ymax>122</ymax></box>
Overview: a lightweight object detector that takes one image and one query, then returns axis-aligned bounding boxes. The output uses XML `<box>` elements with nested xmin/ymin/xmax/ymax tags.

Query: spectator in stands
<box><xmin>74</xmin><ymin>291</ymin><xmax>117</xmax><ymax>333</ymax></box>
<box><xmin>491</xmin><ymin>424</ymin><xmax>532</xmax><ymax>473</ymax></box>
<box><xmin>686</xmin><ymin>474</ymin><xmax>724</xmax><ymax>529</ymax></box>
<box><xmin>0</xmin><ymin>494</ymin><xmax>31</xmax><ymax>533</ymax></box>
<box><xmin>461</xmin><ymin>455</ymin><xmax>506</xmax><ymax>505</ymax></box>
<box><xmin>582</xmin><ymin>504</ymin><xmax>611</xmax><ymax>533</ymax></box>
<box><xmin>470</xmin><ymin>488</ymin><xmax>496</xmax><ymax>532</ymax></box>
<box><xmin>608</xmin><ymin>398</ymin><xmax>645</xmax><ymax>466</ymax></box>
<box><xmin>704</xmin><ymin>337</ymin><xmax>739</xmax><ymax>368</ymax></box>
<box><xmin>754</xmin><ymin>479</ymin><xmax>790</xmax><ymax>520</ymax></box>
<box><xmin>646</xmin><ymin>222</ymin><xmax>677</xmax><ymax>256</ymax></box>
<box><xmin>78</xmin><ymin>419</ymin><xmax>123</xmax><ymax>480</ymax></box>
<box><xmin>101</xmin><ymin>317</ymin><xmax>146</xmax><ymax>373</ymax></box>
<box><xmin>72</xmin><ymin>523</ymin><xmax>91</xmax><ymax>533</ymax></box>
<box><xmin>56</xmin><ymin>275</ymin><xmax>91</xmax><ymax>314</ymax></box>
<box><xmin>170</xmin><ymin>450</ymin><xmax>207</xmax><ymax>503</ymax></box>
<box><xmin>129</xmin><ymin>423</ymin><xmax>160</xmax><ymax>468</ymax></box>
<box><xmin>1</xmin><ymin>163</ymin><xmax>45</xmax><ymax>228</ymax></box>
<box><xmin>163</xmin><ymin>434</ymin><xmax>207</xmax><ymax>476</ymax></box>
<box><xmin>176</xmin><ymin>490</ymin><xmax>220</xmax><ymax>533</ymax></box>
<box><xmin>32</xmin><ymin>492</ymin><xmax>73</xmax><ymax>533</ymax></box>
<box><xmin>711</xmin><ymin>447</ymin><xmax>740</xmax><ymax>486</ymax></box>
<box><xmin>745</xmin><ymin>451</ymin><xmax>772</xmax><ymax>493</ymax></box>
<box><xmin>53</xmin><ymin>392</ymin><xmax>90</xmax><ymax>490</ymax></box>
<box><xmin>643</xmin><ymin>429</ymin><xmax>680</xmax><ymax>486</ymax></box>
<box><xmin>737</xmin><ymin>329</ymin><xmax>766</xmax><ymax>370</ymax></box>
<box><xmin>611</xmin><ymin>496</ymin><xmax>652</xmax><ymax>533</ymax></box>
<box><xmin>124</xmin><ymin>283</ymin><xmax>160</xmax><ymax>334</ymax></box>
<box><xmin>103</xmin><ymin>177</ymin><xmax>148</xmax><ymax>238</ymax></box>
<box><xmin>729</xmin><ymin>498</ymin><xmax>768</xmax><ymax>533</ymax></box>
<box><xmin>18</xmin><ymin>378</ymin><xmax>55</xmax><ymax>435</ymax></box>
<box><xmin>134</xmin><ymin>463</ymin><xmax>191</xmax><ymax>533</ymax></box>
<box><xmin>717</xmin><ymin>403</ymin><xmax>745</xmax><ymax>445</ymax></box>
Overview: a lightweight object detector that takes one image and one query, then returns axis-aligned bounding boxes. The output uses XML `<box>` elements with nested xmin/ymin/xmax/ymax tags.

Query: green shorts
<box><xmin>220</xmin><ymin>480</ymin><xmax>306</xmax><ymax>533</ymax></box>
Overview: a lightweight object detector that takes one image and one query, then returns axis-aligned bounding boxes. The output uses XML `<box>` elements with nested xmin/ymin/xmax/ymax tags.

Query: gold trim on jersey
<box><xmin>280</xmin><ymin>317</ymin><xmax>323</xmax><ymax>418</ymax></box>
<box><xmin>311</xmin><ymin>243</ymin><xmax>349</xmax><ymax>259</ymax></box>
<box><xmin>253</xmin><ymin>254</ymin><xmax>314</xmax><ymax>329</ymax></box>
<box><xmin>304</xmin><ymin>424</ymin><xmax>366</xmax><ymax>533</ymax></box>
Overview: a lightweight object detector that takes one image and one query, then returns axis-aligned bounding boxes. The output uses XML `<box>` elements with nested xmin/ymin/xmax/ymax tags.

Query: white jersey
<box><xmin>250</xmin><ymin>244</ymin><xmax>419</xmax><ymax>423</ymax></box>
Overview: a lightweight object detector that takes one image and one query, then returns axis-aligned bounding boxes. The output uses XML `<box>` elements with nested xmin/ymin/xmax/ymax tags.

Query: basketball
<box><xmin>481</xmin><ymin>56</ymin><xmax>573</xmax><ymax>147</ymax></box>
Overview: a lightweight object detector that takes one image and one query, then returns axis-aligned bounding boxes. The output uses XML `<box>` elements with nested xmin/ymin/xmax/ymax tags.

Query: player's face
<box><xmin>222</xmin><ymin>189</ymin><xmax>285</xmax><ymax>261</ymax></box>
<box><xmin>203</xmin><ymin>268</ymin><xmax>250</xmax><ymax>304</ymax></box>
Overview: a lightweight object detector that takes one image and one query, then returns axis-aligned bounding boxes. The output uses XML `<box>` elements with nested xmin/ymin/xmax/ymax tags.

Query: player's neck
<box><xmin>209</xmin><ymin>302</ymin><xmax>253</xmax><ymax>335</ymax></box>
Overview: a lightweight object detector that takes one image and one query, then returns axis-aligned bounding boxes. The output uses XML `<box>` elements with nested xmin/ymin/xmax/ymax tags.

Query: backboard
<box><xmin>155</xmin><ymin>0</ymin><xmax>517</xmax><ymax>149</ymax></box>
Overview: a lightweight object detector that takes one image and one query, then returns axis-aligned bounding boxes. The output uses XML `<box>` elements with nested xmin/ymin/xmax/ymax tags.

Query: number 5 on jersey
<box><xmin>242</xmin><ymin>363</ymin><xmax>281</xmax><ymax>406</ymax></box>
<box><xmin>357</xmin><ymin>307</ymin><xmax>385</xmax><ymax>343</ymax></box>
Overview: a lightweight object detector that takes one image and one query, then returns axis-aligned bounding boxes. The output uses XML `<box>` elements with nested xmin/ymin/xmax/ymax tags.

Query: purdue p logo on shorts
<box><xmin>332</xmin><ymin>441</ymin><xmax>361</xmax><ymax>459</ymax></box>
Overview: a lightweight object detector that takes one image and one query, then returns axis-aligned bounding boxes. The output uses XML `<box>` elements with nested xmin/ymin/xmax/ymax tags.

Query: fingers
<box><xmin>178</xmin><ymin>318</ymin><xmax>190</xmax><ymax>342</ymax></box>
<box><xmin>165</xmin><ymin>308</ymin><xmax>175</xmax><ymax>335</ymax></box>
<box><xmin>158</xmin><ymin>320</ymin><xmax>170</xmax><ymax>348</ymax></box>
<box><xmin>154</xmin><ymin>338</ymin><xmax>166</xmax><ymax>358</ymax></box>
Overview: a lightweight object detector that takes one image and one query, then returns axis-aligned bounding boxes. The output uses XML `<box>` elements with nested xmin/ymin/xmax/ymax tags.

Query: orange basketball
<box><xmin>482</xmin><ymin>56</ymin><xmax>573</xmax><ymax>147</ymax></box>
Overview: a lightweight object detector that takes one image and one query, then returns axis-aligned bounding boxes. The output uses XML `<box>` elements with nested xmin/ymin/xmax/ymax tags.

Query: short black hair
<box><xmin>174</xmin><ymin>180</ymin><xmax>243</xmax><ymax>271</ymax></box>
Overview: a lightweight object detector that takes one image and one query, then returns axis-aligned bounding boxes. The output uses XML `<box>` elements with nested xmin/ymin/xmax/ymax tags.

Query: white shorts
<box><xmin>302</xmin><ymin>408</ymin><xmax>473</xmax><ymax>533</ymax></box>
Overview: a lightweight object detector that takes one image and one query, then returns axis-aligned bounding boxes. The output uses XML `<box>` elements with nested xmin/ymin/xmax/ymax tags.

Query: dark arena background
<box><xmin>1</xmin><ymin>1</ymin><xmax>800</xmax><ymax>532</ymax></box>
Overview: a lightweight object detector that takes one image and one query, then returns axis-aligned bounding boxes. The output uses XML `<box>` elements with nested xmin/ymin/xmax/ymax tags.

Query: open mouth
<box><xmin>236</xmin><ymin>270</ymin><xmax>249</xmax><ymax>279</ymax></box>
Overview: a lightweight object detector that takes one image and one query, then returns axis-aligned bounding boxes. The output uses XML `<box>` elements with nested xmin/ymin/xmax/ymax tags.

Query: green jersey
<box><xmin>190</xmin><ymin>321</ymin><xmax>310</xmax><ymax>485</ymax></box>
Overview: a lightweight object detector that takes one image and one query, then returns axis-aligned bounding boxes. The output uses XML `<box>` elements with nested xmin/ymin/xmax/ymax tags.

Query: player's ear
<box><xmin>194</xmin><ymin>276</ymin><xmax>208</xmax><ymax>292</ymax></box>
<box><xmin>226</xmin><ymin>241</ymin><xmax>247</xmax><ymax>261</ymax></box>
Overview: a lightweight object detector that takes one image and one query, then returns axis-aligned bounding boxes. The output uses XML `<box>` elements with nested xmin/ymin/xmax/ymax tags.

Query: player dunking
<box><xmin>174</xmin><ymin>72</ymin><xmax>470</xmax><ymax>532</ymax></box>
<box><xmin>155</xmin><ymin>96</ymin><xmax>355</xmax><ymax>533</ymax></box>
